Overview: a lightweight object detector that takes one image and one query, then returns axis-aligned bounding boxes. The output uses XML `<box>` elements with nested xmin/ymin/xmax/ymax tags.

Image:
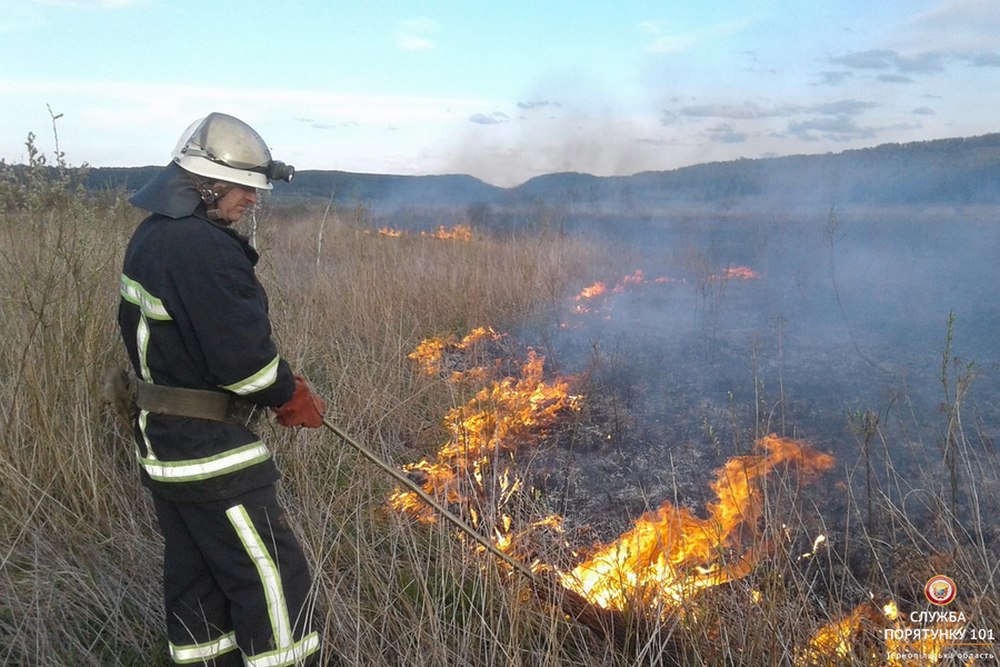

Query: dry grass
<box><xmin>1</xmin><ymin>187</ymin><xmax>997</xmax><ymax>666</ymax></box>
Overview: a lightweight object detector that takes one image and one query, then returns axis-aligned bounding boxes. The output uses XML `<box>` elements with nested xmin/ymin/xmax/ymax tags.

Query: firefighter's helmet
<box><xmin>171</xmin><ymin>113</ymin><xmax>294</xmax><ymax>190</ymax></box>
<box><xmin>130</xmin><ymin>113</ymin><xmax>295</xmax><ymax>218</ymax></box>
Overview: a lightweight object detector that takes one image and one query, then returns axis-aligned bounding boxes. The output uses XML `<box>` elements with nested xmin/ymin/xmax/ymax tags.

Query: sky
<box><xmin>2</xmin><ymin>0</ymin><xmax>998</xmax><ymax>187</ymax></box>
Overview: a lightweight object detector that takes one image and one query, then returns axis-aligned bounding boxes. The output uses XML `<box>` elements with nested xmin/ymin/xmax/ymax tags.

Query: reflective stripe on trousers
<box><xmin>153</xmin><ymin>487</ymin><xmax>320</xmax><ymax>666</ymax></box>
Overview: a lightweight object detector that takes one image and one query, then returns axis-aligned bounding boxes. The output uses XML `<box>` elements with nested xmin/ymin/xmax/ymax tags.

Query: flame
<box><xmin>399</xmin><ymin>330</ymin><xmax>844</xmax><ymax>649</ymax></box>
<box><xmin>709</xmin><ymin>265</ymin><xmax>760</xmax><ymax>281</ymax></box>
<box><xmin>392</xmin><ymin>342</ymin><xmax>579</xmax><ymax>524</ymax></box>
<box><xmin>424</xmin><ymin>224</ymin><xmax>473</xmax><ymax>240</ymax></box>
<box><xmin>371</xmin><ymin>225</ymin><xmax>473</xmax><ymax>240</ymax></box>
<box><xmin>796</xmin><ymin>601</ymin><xmax>887</xmax><ymax>665</ymax></box>
<box><xmin>558</xmin><ymin>435</ymin><xmax>835</xmax><ymax>611</ymax></box>
<box><xmin>565</xmin><ymin>269</ymin><xmax>693</xmax><ymax>325</ymax></box>
<box><xmin>407</xmin><ymin>326</ymin><xmax>502</xmax><ymax>376</ymax></box>
<box><xmin>612</xmin><ymin>269</ymin><xmax>646</xmax><ymax>292</ymax></box>
<box><xmin>567</xmin><ymin>265</ymin><xmax>763</xmax><ymax>325</ymax></box>
<box><xmin>575</xmin><ymin>281</ymin><xmax>607</xmax><ymax>301</ymax></box>
<box><xmin>798</xmin><ymin>533</ymin><xmax>827</xmax><ymax>561</ymax></box>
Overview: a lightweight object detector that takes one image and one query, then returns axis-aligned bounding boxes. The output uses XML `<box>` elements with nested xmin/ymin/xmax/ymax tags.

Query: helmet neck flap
<box><xmin>128</xmin><ymin>161</ymin><xmax>205</xmax><ymax>219</ymax></box>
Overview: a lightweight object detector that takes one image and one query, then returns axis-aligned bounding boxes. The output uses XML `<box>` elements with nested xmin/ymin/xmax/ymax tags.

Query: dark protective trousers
<box><xmin>152</xmin><ymin>485</ymin><xmax>321</xmax><ymax>666</ymax></box>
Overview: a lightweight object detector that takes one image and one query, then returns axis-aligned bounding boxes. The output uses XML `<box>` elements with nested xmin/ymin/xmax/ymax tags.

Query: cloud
<box><xmin>517</xmin><ymin>100</ymin><xmax>561</xmax><ymax>110</ymax></box>
<box><xmin>912</xmin><ymin>106</ymin><xmax>936</xmax><ymax>115</ymax></box>
<box><xmin>1</xmin><ymin>77</ymin><xmax>494</xmax><ymax>138</ymax></box>
<box><xmin>877</xmin><ymin>73</ymin><xmax>914</xmax><ymax>83</ymax></box>
<box><xmin>295</xmin><ymin>117</ymin><xmax>359</xmax><ymax>130</ymax></box>
<box><xmin>675</xmin><ymin>102</ymin><xmax>803</xmax><ymax>120</ymax></box>
<box><xmin>791</xmin><ymin>101</ymin><xmax>880</xmax><ymax>141</ymax></box>
<box><xmin>912</xmin><ymin>0</ymin><xmax>998</xmax><ymax>23</ymax></box>
<box><xmin>830</xmin><ymin>49</ymin><xmax>944</xmax><ymax>75</ymax></box>
<box><xmin>787</xmin><ymin>116</ymin><xmax>876</xmax><ymax>142</ymax></box>
<box><xmin>960</xmin><ymin>51</ymin><xmax>1000</xmax><ymax>66</ymax></box>
<box><xmin>910</xmin><ymin>0</ymin><xmax>1000</xmax><ymax>36</ymax></box>
<box><xmin>814</xmin><ymin>71</ymin><xmax>853</xmax><ymax>86</ymax></box>
<box><xmin>395</xmin><ymin>17</ymin><xmax>440</xmax><ymax>52</ymax></box>
<box><xmin>469</xmin><ymin>112</ymin><xmax>508</xmax><ymax>125</ymax></box>
<box><xmin>668</xmin><ymin>99</ymin><xmax>875</xmax><ymax>122</ymax></box>
<box><xmin>706</xmin><ymin>123</ymin><xmax>749</xmax><ymax>144</ymax></box>
<box><xmin>634</xmin><ymin>136</ymin><xmax>680</xmax><ymax>147</ymax></box>
<box><xmin>658</xmin><ymin>96</ymin><xmax>882</xmax><ymax>146</ymax></box>
<box><xmin>830</xmin><ymin>49</ymin><xmax>897</xmax><ymax>70</ymax></box>
<box><xmin>899</xmin><ymin>1</ymin><xmax>1000</xmax><ymax>54</ymax></box>
<box><xmin>892</xmin><ymin>52</ymin><xmax>945</xmax><ymax>73</ymax></box>
<box><xmin>811</xmin><ymin>100</ymin><xmax>879</xmax><ymax>115</ymax></box>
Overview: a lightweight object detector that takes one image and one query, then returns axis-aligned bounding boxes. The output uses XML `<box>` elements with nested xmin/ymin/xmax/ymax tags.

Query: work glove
<box><xmin>272</xmin><ymin>376</ymin><xmax>326</xmax><ymax>428</ymax></box>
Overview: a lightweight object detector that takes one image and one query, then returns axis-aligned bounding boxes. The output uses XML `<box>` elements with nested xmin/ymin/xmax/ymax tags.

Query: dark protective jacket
<box><xmin>117</xmin><ymin>211</ymin><xmax>296</xmax><ymax>502</ymax></box>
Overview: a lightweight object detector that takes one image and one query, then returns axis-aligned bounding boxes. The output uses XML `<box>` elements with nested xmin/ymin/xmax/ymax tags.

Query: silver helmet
<box><xmin>172</xmin><ymin>113</ymin><xmax>293</xmax><ymax>190</ymax></box>
<box><xmin>130</xmin><ymin>113</ymin><xmax>294</xmax><ymax>218</ymax></box>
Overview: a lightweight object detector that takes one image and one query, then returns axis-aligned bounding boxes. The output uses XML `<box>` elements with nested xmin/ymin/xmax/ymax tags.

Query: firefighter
<box><xmin>118</xmin><ymin>113</ymin><xmax>325</xmax><ymax>666</ymax></box>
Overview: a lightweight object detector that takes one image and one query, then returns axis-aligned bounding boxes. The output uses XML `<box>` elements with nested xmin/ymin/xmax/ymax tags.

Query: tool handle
<box><xmin>321</xmin><ymin>418</ymin><xmax>538</xmax><ymax>583</ymax></box>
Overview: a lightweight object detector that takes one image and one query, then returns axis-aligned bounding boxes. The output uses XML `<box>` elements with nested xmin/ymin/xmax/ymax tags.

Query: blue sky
<box><xmin>2</xmin><ymin>0</ymin><xmax>998</xmax><ymax>186</ymax></box>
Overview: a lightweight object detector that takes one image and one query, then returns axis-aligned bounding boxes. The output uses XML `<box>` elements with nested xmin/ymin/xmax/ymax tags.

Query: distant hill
<box><xmin>288</xmin><ymin>170</ymin><xmax>500</xmax><ymax>208</ymax></box>
<box><xmin>514</xmin><ymin>134</ymin><xmax>1000</xmax><ymax>212</ymax></box>
<box><xmin>85</xmin><ymin>133</ymin><xmax>1000</xmax><ymax>213</ymax></box>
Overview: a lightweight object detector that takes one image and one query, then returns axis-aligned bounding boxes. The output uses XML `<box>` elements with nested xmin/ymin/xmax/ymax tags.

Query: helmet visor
<box><xmin>185</xmin><ymin>113</ymin><xmax>272</xmax><ymax>171</ymax></box>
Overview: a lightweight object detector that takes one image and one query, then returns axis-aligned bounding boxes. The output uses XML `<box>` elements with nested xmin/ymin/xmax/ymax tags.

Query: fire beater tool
<box><xmin>321</xmin><ymin>417</ymin><xmax>535</xmax><ymax>579</ymax></box>
<box><xmin>319</xmin><ymin>416</ymin><xmax>657</xmax><ymax>652</ymax></box>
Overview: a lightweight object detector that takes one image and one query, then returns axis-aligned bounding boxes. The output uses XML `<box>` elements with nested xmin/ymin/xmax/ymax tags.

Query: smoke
<box><xmin>512</xmin><ymin>203</ymin><xmax>1000</xmax><ymax>530</ymax></box>
<box><xmin>442</xmin><ymin>76</ymin><xmax>674</xmax><ymax>187</ymax></box>
<box><xmin>446</xmin><ymin>114</ymin><xmax>664</xmax><ymax>188</ymax></box>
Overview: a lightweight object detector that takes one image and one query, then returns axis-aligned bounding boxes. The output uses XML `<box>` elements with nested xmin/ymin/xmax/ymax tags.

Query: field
<box><xmin>1</xmin><ymin>165</ymin><xmax>998</xmax><ymax>665</ymax></box>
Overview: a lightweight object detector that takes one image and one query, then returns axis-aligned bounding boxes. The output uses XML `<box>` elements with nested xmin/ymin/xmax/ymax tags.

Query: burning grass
<box><xmin>384</xmin><ymin>320</ymin><xmax>998</xmax><ymax>665</ymax></box>
<box><xmin>390</xmin><ymin>345</ymin><xmax>580</xmax><ymax>522</ymax></box>
<box><xmin>558</xmin><ymin>434</ymin><xmax>835</xmax><ymax>612</ymax></box>
<box><xmin>371</xmin><ymin>223</ymin><xmax>474</xmax><ymax>240</ymax></box>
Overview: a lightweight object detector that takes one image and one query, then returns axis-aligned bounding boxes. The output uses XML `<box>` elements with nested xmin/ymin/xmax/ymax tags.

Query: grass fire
<box><xmin>391</xmin><ymin>332</ymin><xmax>579</xmax><ymax>522</ymax></box>
<box><xmin>372</xmin><ymin>223</ymin><xmax>474</xmax><ymax>240</ymax></box>
<box><xmin>392</xmin><ymin>327</ymin><xmax>857</xmax><ymax>656</ymax></box>
<box><xmin>558</xmin><ymin>434</ymin><xmax>835</xmax><ymax>612</ymax></box>
<box><xmin>387</xmin><ymin>324</ymin><xmax>993</xmax><ymax>667</ymax></box>
<box><xmin>2</xmin><ymin>160</ymin><xmax>998</xmax><ymax>665</ymax></box>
